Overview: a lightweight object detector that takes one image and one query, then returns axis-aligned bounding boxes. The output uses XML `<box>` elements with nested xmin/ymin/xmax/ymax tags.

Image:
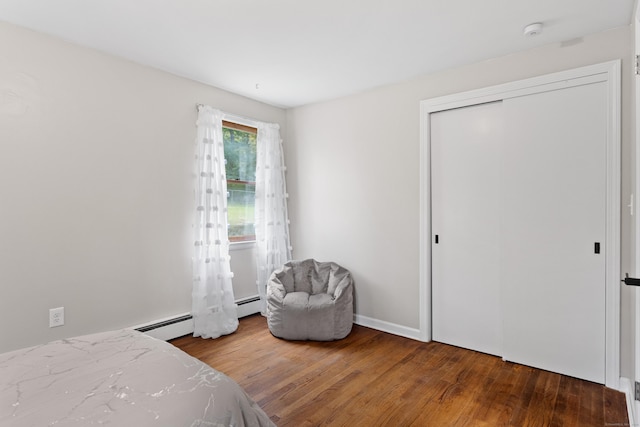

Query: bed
<box><xmin>0</xmin><ymin>329</ymin><xmax>275</xmax><ymax>426</ymax></box>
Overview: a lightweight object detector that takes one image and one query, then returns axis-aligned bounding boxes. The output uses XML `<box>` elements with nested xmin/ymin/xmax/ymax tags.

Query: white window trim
<box><xmin>229</xmin><ymin>240</ymin><xmax>256</xmax><ymax>251</ymax></box>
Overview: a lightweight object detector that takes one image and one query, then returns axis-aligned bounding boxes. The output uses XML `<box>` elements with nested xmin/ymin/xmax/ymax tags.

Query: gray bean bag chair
<box><xmin>266</xmin><ymin>259</ymin><xmax>354</xmax><ymax>341</ymax></box>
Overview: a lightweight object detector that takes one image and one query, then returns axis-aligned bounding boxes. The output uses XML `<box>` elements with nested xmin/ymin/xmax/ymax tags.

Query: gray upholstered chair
<box><xmin>266</xmin><ymin>259</ymin><xmax>354</xmax><ymax>341</ymax></box>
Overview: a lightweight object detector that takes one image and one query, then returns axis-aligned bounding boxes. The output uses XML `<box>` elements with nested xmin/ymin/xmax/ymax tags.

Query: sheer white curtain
<box><xmin>192</xmin><ymin>105</ymin><xmax>238</xmax><ymax>338</ymax></box>
<box><xmin>255</xmin><ymin>123</ymin><xmax>292</xmax><ymax>314</ymax></box>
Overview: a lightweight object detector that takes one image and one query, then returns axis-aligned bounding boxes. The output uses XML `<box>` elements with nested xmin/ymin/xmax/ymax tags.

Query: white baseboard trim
<box><xmin>236</xmin><ymin>298</ymin><xmax>262</xmax><ymax>318</ymax></box>
<box><xmin>130</xmin><ymin>312</ymin><xmax>194</xmax><ymax>341</ymax></box>
<box><xmin>354</xmin><ymin>314</ymin><xmax>423</xmax><ymax>341</ymax></box>
<box><xmin>142</xmin><ymin>317</ymin><xmax>194</xmax><ymax>341</ymax></box>
<box><xmin>620</xmin><ymin>377</ymin><xmax>637</xmax><ymax>427</ymax></box>
<box><xmin>135</xmin><ymin>306</ymin><xmax>422</xmax><ymax>344</ymax></box>
<box><xmin>131</xmin><ymin>297</ymin><xmax>263</xmax><ymax>342</ymax></box>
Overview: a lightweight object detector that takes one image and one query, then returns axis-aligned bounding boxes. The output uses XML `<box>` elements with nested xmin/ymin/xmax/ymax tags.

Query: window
<box><xmin>222</xmin><ymin>120</ymin><xmax>257</xmax><ymax>242</ymax></box>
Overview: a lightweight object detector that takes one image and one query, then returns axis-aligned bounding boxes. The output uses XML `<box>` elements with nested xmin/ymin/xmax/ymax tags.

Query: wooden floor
<box><xmin>171</xmin><ymin>314</ymin><xmax>628</xmax><ymax>427</ymax></box>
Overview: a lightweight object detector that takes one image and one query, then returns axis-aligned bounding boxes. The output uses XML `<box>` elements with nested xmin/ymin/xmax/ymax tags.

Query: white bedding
<box><xmin>0</xmin><ymin>329</ymin><xmax>275</xmax><ymax>426</ymax></box>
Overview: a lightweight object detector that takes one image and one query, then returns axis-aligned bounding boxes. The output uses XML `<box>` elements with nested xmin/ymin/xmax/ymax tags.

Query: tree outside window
<box><xmin>223</xmin><ymin>121</ymin><xmax>257</xmax><ymax>242</ymax></box>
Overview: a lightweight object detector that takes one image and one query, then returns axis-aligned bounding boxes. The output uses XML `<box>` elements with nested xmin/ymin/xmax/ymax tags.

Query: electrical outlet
<box><xmin>49</xmin><ymin>307</ymin><xmax>64</xmax><ymax>328</ymax></box>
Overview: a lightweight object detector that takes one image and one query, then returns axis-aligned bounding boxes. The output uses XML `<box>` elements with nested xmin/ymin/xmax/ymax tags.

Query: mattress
<box><xmin>0</xmin><ymin>329</ymin><xmax>275</xmax><ymax>426</ymax></box>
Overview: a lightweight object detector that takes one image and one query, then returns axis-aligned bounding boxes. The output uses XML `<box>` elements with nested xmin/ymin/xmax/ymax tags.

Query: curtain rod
<box><xmin>196</xmin><ymin>103</ymin><xmax>264</xmax><ymax>128</ymax></box>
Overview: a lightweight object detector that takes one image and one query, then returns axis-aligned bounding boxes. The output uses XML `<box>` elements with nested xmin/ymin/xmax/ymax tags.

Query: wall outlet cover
<box><xmin>49</xmin><ymin>307</ymin><xmax>64</xmax><ymax>328</ymax></box>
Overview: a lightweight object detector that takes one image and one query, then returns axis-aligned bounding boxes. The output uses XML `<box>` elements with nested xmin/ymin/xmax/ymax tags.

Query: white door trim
<box><xmin>633</xmin><ymin>1</ymin><xmax>640</xmax><ymax>422</ymax></box>
<box><xmin>419</xmin><ymin>60</ymin><xmax>621</xmax><ymax>388</ymax></box>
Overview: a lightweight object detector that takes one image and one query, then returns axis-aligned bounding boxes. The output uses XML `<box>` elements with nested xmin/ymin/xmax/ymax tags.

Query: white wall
<box><xmin>1</xmin><ymin>19</ymin><xmax>635</xmax><ymax>380</ymax></box>
<box><xmin>0</xmin><ymin>22</ymin><xmax>284</xmax><ymax>353</ymax></box>
<box><xmin>229</xmin><ymin>245</ymin><xmax>259</xmax><ymax>301</ymax></box>
<box><xmin>631</xmin><ymin>3</ymin><xmax>640</xmax><ymax>417</ymax></box>
<box><xmin>286</xmin><ymin>26</ymin><xmax>634</xmax><ymax>375</ymax></box>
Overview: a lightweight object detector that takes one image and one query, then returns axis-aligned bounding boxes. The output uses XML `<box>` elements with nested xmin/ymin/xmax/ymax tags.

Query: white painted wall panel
<box><xmin>501</xmin><ymin>83</ymin><xmax>607</xmax><ymax>383</ymax></box>
<box><xmin>0</xmin><ymin>22</ymin><xmax>284</xmax><ymax>353</ymax></box>
<box><xmin>286</xmin><ymin>28</ymin><xmax>631</xmax><ymax>347</ymax></box>
<box><xmin>431</xmin><ymin>101</ymin><xmax>503</xmax><ymax>357</ymax></box>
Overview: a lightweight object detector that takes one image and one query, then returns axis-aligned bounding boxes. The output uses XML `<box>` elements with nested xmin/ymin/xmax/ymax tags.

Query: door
<box><xmin>431</xmin><ymin>101</ymin><xmax>503</xmax><ymax>357</ymax></box>
<box><xmin>430</xmin><ymin>82</ymin><xmax>607</xmax><ymax>383</ymax></box>
<box><xmin>501</xmin><ymin>83</ymin><xmax>607</xmax><ymax>384</ymax></box>
<box><xmin>634</xmin><ymin>5</ymin><xmax>640</xmax><ymax>420</ymax></box>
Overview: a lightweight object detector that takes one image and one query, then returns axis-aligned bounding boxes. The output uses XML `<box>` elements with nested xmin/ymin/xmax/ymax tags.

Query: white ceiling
<box><xmin>0</xmin><ymin>0</ymin><xmax>635</xmax><ymax>108</ymax></box>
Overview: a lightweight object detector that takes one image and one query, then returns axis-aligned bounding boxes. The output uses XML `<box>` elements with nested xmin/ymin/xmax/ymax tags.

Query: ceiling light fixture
<box><xmin>523</xmin><ymin>22</ymin><xmax>543</xmax><ymax>37</ymax></box>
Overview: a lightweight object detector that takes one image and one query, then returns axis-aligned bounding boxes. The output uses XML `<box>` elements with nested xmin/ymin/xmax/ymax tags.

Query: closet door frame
<box><xmin>418</xmin><ymin>60</ymin><xmax>621</xmax><ymax>389</ymax></box>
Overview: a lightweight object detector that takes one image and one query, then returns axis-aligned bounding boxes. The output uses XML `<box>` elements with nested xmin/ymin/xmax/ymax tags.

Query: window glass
<box><xmin>223</xmin><ymin>121</ymin><xmax>257</xmax><ymax>242</ymax></box>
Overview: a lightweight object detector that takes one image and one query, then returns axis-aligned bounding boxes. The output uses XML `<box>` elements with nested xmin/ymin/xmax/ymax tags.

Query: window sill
<box><xmin>230</xmin><ymin>241</ymin><xmax>256</xmax><ymax>251</ymax></box>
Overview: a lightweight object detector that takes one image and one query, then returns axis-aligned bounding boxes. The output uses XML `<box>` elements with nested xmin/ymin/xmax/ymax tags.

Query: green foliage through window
<box><xmin>223</xmin><ymin>123</ymin><xmax>257</xmax><ymax>242</ymax></box>
<box><xmin>223</xmin><ymin>127</ymin><xmax>256</xmax><ymax>182</ymax></box>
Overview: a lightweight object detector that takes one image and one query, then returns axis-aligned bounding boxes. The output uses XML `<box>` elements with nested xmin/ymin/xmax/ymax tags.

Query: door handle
<box><xmin>622</xmin><ymin>273</ymin><xmax>640</xmax><ymax>286</ymax></box>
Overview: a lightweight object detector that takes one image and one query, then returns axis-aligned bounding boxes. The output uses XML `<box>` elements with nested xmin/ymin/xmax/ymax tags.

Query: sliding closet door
<box><xmin>501</xmin><ymin>83</ymin><xmax>607</xmax><ymax>383</ymax></box>
<box><xmin>431</xmin><ymin>101</ymin><xmax>503</xmax><ymax>356</ymax></box>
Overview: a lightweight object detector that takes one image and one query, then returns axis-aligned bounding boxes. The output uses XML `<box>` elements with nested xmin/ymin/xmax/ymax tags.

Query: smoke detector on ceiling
<box><xmin>523</xmin><ymin>22</ymin><xmax>543</xmax><ymax>37</ymax></box>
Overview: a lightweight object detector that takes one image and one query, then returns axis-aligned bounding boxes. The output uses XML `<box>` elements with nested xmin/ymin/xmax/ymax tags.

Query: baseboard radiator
<box><xmin>133</xmin><ymin>296</ymin><xmax>262</xmax><ymax>341</ymax></box>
